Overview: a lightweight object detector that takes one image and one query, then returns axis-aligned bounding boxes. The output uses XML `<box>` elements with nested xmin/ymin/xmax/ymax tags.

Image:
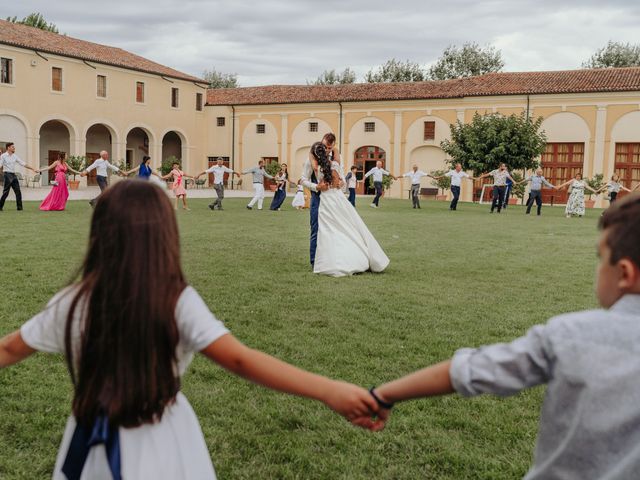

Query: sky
<box><xmin>5</xmin><ymin>0</ymin><xmax>640</xmax><ymax>86</ymax></box>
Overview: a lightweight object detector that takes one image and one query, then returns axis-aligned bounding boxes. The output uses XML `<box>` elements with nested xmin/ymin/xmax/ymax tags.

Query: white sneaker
<box><xmin>370</xmin><ymin>203</ymin><xmax>377</xmax><ymax>208</ymax></box>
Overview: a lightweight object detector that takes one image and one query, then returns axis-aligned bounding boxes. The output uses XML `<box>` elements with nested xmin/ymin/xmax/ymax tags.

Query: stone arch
<box><xmin>125</xmin><ymin>125</ymin><xmax>156</xmax><ymax>171</ymax></box>
<box><xmin>609</xmin><ymin>110</ymin><xmax>640</xmax><ymax>188</ymax></box>
<box><xmin>0</xmin><ymin>113</ymin><xmax>30</xmax><ymax>165</ymax></box>
<box><xmin>241</xmin><ymin>118</ymin><xmax>279</xmax><ymax>179</ymax></box>
<box><xmin>161</xmin><ymin>129</ymin><xmax>188</xmax><ymax>170</ymax></box>
<box><xmin>290</xmin><ymin>117</ymin><xmax>333</xmax><ymax>181</ymax></box>
<box><xmin>347</xmin><ymin>116</ymin><xmax>392</xmax><ymax>167</ymax></box>
<box><xmin>404</xmin><ymin>115</ymin><xmax>452</xmax><ymax>174</ymax></box>
<box><xmin>408</xmin><ymin>145</ymin><xmax>448</xmax><ymax>175</ymax></box>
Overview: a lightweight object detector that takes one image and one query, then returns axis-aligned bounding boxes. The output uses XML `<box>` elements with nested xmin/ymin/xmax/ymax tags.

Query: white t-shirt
<box><xmin>21</xmin><ymin>285</ymin><xmax>229</xmax><ymax>376</ymax></box>
<box><xmin>205</xmin><ymin>165</ymin><xmax>234</xmax><ymax>185</ymax></box>
<box><xmin>445</xmin><ymin>170</ymin><xmax>470</xmax><ymax>187</ymax></box>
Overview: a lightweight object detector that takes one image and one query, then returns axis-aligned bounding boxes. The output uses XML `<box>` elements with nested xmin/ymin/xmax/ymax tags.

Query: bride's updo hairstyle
<box><xmin>312</xmin><ymin>142</ymin><xmax>332</xmax><ymax>183</ymax></box>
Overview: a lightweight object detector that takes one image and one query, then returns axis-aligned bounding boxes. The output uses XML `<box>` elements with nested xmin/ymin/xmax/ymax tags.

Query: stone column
<box><xmin>593</xmin><ymin>105</ymin><xmax>607</xmax><ymax>208</ymax></box>
<box><xmin>393</xmin><ymin>111</ymin><xmax>403</xmax><ymax>198</ymax></box>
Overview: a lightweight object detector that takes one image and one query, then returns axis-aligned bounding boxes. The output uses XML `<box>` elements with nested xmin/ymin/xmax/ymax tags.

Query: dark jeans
<box><xmin>450</xmin><ymin>185</ymin><xmax>460</xmax><ymax>210</ymax></box>
<box><xmin>609</xmin><ymin>191</ymin><xmax>618</xmax><ymax>204</ymax></box>
<box><xmin>309</xmin><ymin>191</ymin><xmax>320</xmax><ymax>265</ymax></box>
<box><xmin>0</xmin><ymin>172</ymin><xmax>22</xmax><ymax>210</ymax></box>
<box><xmin>270</xmin><ymin>187</ymin><xmax>286</xmax><ymax>210</ymax></box>
<box><xmin>411</xmin><ymin>184</ymin><xmax>421</xmax><ymax>208</ymax></box>
<box><xmin>491</xmin><ymin>185</ymin><xmax>506</xmax><ymax>212</ymax></box>
<box><xmin>210</xmin><ymin>183</ymin><xmax>224</xmax><ymax>209</ymax></box>
<box><xmin>348</xmin><ymin>188</ymin><xmax>356</xmax><ymax>207</ymax></box>
<box><xmin>89</xmin><ymin>175</ymin><xmax>109</xmax><ymax>206</ymax></box>
<box><xmin>373</xmin><ymin>181</ymin><xmax>383</xmax><ymax>206</ymax></box>
<box><xmin>526</xmin><ymin>190</ymin><xmax>543</xmax><ymax>215</ymax></box>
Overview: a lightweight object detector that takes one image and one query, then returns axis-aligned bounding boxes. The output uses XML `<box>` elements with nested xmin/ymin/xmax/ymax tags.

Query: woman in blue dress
<box><xmin>269</xmin><ymin>163</ymin><xmax>290</xmax><ymax>211</ymax></box>
<box><xmin>122</xmin><ymin>156</ymin><xmax>159</xmax><ymax>181</ymax></box>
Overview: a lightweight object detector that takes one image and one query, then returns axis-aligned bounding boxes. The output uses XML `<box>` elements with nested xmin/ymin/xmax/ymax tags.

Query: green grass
<box><xmin>0</xmin><ymin>197</ymin><xmax>602</xmax><ymax>479</ymax></box>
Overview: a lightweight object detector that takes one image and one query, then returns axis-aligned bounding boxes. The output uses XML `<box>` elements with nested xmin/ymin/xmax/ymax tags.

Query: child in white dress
<box><xmin>292</xmin><ymin>179</ymin><xmax>305</xmax><ymax>209</ymax></box>
<box><xmin>0</xmin><ymin>181</ymin><xmax>379</xmax><ymax>479</ymax></box>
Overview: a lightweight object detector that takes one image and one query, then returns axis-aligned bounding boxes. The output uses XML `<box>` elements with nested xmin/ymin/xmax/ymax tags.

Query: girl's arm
<box><xmin>556</xmin><ymin>180</ymin><xmax>571</xmax><ymax>190</ymax></box>
<box><xmin>585</xmin><ymin>184</ymin><xmax>599</xmax><ymax>194</ymax></box>
<box><xmin>160</xmin><ymin>171</ymin><xmax>173</xmax><ymax>180</ymax></box>
<box><xmin>122</xmin><ymin>166</ymin><xmax>140</xmax><ymax>176</ymax></box>
<box><xmin>621</xmin><ymin>186</ymin><xmax>632</xmax><ymax>192</ymax></box>
<box><xmin>201</xmin><ymin>334</ymin><xmax>379</xmax><ymax>425</ymax></box>
<box><xmin>0</xmin><ymin>331</ymin><xmax>36</xmax><ymax>368</ymax></box>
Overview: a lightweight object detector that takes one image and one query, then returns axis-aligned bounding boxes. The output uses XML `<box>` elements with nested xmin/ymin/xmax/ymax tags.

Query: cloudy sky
<box><xmin>7</xmin><ymin>0</ymin><xmax>640</xmax><ymax>86</ymax></box>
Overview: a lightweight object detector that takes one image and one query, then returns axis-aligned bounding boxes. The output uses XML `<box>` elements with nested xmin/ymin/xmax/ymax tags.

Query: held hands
<box><xmin>322</xmin><ymin>381</ymin><xmax>384</xmax><ymax>430</ymax></box>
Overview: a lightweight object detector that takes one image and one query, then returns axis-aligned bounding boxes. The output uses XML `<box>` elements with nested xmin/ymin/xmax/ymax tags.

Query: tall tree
<box><xmin>365</xmin><ymin>59</ymin><xmax>425</xmax><ymax>83</ymax></box>
<box><xmin>440</xmin><ymin>112</ymin><xmax>547</xmax><ymax>174</ymax></box>
<box><xmin>582</xmin><ymin>41</ymin><xmax>640</xmax><ymax>68</ymax></box>
<box><xmin>6</xmin><ymin>13</ymin><xmax>59</xmax><ymax>33</ymax></box>
<box><xmin>309</xmin><ymin>68</ymin><xmax>356</xmax><ymax>85</ymax></box>
<box><xmin>428</xmin><ymin>43</ymin><xmax>504</xmax><ymax>80</ymax></box>
<box><xmin>202</xmin><ymin>68</ymin><xmax>239</xmax><ymax>89</ymax></box>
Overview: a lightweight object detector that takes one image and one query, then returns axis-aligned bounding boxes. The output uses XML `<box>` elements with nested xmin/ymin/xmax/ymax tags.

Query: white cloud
<box><xmin>7</xmin><ymin>0</ymin><xmax>640</xmax><ymax>85</ymax></box>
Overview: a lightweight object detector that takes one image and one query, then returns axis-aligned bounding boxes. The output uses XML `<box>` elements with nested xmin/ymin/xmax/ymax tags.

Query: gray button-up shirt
<box><xmin>450</xmin><ymin>294</ymin><xmax>640</xmax><ymax>479</ymax></box>
<box><xmin>0</xmin><ymin>152</ymin><xmax>26</xmax><ymax>173</ymax></box>
<box><xmin>524</xmin><ymin>175</ymin><xmax>554</xmax><ymax>191</ymax></box>
<box><xmin>243</xmin><ymin>166</ymin><xmax>273</xmax><ymax>184</ymax></box>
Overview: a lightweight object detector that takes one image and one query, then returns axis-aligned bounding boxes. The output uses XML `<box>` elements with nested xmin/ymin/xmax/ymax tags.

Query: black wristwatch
<box><xmin>369</xmin><ymin>387</ymin><xmax>394</xmax><ymax>409</ymax></box>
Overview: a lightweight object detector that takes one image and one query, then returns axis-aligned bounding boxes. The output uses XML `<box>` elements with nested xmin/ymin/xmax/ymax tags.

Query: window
<box><xmin>256</xmin><ymin>124</ymin><xmax>266</xmax><ymax>134</ymax></box>
<box><xmin>171</xmin><ymin>87</ymin><xmax>179</xmax><ymax>108</ymax></box>
<box><xmin>96</xmin><ymin>75</ymin><xmax>107</xmax><ymax>98</ymax></box>
<box><xmin>364</xmin><ymin>122</ymin><xmax>375</xmax><ymax>132</ymax></box>
<box><xmin>423</xmin><ymin>121</ymin><xmax>435</xmax><ymax>140</ymax></box>
<box><xmin>217</xmin><ymin>117</ymin><xmax>226</xmax><ymax>127</ymax></box>
<box><xmin>136</xmin><ymin>82</ymin><xmax>145</xmax><ymax>103</ymax></box>
<box><xmin>614</xmin><ymin>143</ymin><xmax>640</xmax><ymax>191</ymax></box>
<box><xmin>52</xmin><ymin>67</ymin><xmax>63</xmax><ymax>92</ymax></box>
<box><xmin>196</xmin><ymin>92</ymin><xmax>203</xmax><ymax>111</ymax></box>
<box><xmin>309</xmin><ymin>122</ymin><xmax>318</xmax><ymax>132</ymax></box>
<box><xmin>1</xmin><ymin>58</ymin><xmax>12</xmax><ymax>84</ymax></box>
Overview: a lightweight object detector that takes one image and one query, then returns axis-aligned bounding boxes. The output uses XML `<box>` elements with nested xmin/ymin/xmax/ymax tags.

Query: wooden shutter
<box><xmin>136</xmin><ymin>82</ymin><xmax>145</xmax><ymax>103</ymax></box>
<box><xmin>424</xmin><ymin>121</ymin><xmax>435</xmax><ymax>140</ymax></box>
<box><xmin>52</xmin><ymin>67</ymin><xmax>63</xmax><ymax>91</ymax></box>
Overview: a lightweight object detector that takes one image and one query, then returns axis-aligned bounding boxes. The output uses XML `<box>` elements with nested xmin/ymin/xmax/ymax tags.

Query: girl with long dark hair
<box><xmin>0</xmin><ymin>180</ymin><xmax>378</xmax><ymax>479</ymax></box>
<box><xmin>269</xmin><ymin>163</ymin><xmax>290</xmax><ymax>210</ymax></box>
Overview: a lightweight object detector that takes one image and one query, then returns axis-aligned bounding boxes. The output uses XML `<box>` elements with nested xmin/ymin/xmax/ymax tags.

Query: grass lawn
<box><xmin>0</xmin><ymin>196</ymin><xmax>603</xmax><ymax>479</ymax></box>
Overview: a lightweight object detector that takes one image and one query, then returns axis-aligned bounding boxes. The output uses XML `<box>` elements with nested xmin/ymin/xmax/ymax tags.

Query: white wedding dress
<box><xmin>314</xmin><ymin>162</ymin><xmax>390</xmax><ymax>277</ymax></box>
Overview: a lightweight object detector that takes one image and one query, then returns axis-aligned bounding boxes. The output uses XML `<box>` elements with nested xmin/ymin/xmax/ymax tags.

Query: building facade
<box><xmin>2</xmin><ymin>20</ymin><xmax>640</xmax><ymax>205</ymax></box>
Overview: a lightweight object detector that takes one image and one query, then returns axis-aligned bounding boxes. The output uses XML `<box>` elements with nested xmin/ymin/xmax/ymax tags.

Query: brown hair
<box><xmin>65</xmin><ymin>180</ymin><xmax>186</xmax><ymax>428</ymax></box>
<box><xmin>599</xmin><ymin>193</ymin><xmax>640</xmax><ymax>267</ymax></box>
<box><xmin>323</xmin><ymin>132</ymin><xmax>336</xmax><ymax>144</ymax></box>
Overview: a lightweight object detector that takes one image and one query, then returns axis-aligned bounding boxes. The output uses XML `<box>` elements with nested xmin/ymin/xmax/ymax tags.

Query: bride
<box><xmin>311</xmin><ymin>142</ymin><xmax>390</xmax><ymax>277</ymax></box>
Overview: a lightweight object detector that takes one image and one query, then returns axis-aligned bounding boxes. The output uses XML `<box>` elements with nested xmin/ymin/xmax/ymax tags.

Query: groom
<box><xmin>301</xmin><ymin>133</ymin><xmax>337</xmax><ymax>267</ymax></box>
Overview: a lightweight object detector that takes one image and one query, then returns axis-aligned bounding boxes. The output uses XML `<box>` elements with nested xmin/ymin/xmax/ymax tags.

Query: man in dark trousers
<box><xmin>0</xmin><ymin>142</ymin><xmax>38</xmax><ymax>211</ymax></box>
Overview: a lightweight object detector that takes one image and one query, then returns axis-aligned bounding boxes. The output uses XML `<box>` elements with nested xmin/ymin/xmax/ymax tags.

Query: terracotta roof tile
<box><xmin>206</xmin><ymin>67</ymin><xmax>640</xmax><ymax>106</ymax></box>
<box><xmin>0</xmin><ymin>19</ymin><xmax>204</xmax><ymax>83</ymax></box>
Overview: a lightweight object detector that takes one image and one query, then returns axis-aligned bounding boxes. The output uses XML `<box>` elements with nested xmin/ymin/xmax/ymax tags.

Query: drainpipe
<box><xmin>231</xmin><ymin>105</ymin><xmax>236</xmax><ymax>188</ymax></box>
<box><xmin>338</xmin><ymin>102</ymin><xmax>344</xmax><ymax>157</ymax></box>
<box><xmin>526</xmin><ymin>95</ymin><xmax>530</xmax><ymax>120</ymax></box>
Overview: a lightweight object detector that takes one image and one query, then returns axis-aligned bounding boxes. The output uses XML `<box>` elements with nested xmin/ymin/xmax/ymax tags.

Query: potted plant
<box><xmin>67</xmin><ymin>155</ymin><xmax>86</xmax><ymax>190</ymax></box>
<box><xmin>585</xmin><ymin>173</ymin><xmax>604</xmax><ymax>208</ymax></box>
<box><xmin>509</xmin><ymin>171</ymin><xmax>526</xmax><ymax>205</ymax></box>
<box><xmin>264</xmin><ymin>160</ymin><xmax>281</xmax><ymax>191</ymax></box>
<box><xmin>430</xmin><ymin>169</ymin><xmax>450</xmax><ymax>201</ymax></box>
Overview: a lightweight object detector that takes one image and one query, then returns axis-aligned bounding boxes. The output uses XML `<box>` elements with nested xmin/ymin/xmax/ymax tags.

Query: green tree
<box><xmin>309</xmin><ymin>68</ymin><xmax>356</xmax><ymax>85</ymax></box>
<box><xmin>440</xmin><ymin>112</ymin><xmax>547</xmax><ymax>175</ymax></box>
<box><xmin>582</xmin><ymin>41</ymin><xmax>640</xmax><ymax>68</ymax></box>
<box><xmin>429</xmin><ymin>169</ymin><xmax>451</xmax><ymax>194</ymax></box>
<box><xmin>586</xmin><ymin>173</ymin><xmax>604</xmax><ymax>199</ymax></box>
<box><xmin>428</xmin><ymin>42</ymin><xmax>504</xmax><ymax>80</ymax></box>
<box><xmin>365</xmin><ymin>59</ymin><xmax>425</xmax><ymax>83</ymax></box>
<box><xmin>202</xmin><ymin>68</ymin><xmax>238</xmax><ymax>89</ymax></box>
<box><xmin>6</xmin><ymin>13</ymin><xmax>59</xmax><ymax>33</ymax></box>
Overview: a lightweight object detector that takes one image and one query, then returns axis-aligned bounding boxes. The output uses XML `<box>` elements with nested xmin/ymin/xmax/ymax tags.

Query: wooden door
<box><xmin>86</xmin><ymin>153</ymin><xmax>100</xmax><ymax>186</ymax></box>
<box><xmin>540</xmin><ymin>143</ymin><xmax>585</xmax><ymax>204</ymax></box>
<box><xmin>614</xmin><ymin>143</ymin><xmax>640</xmax><ymax>199</ymax></box>
<box><xmin>48</xmin><ymin>150</ymin><xmax>60</xmax><ymax>183</ymax></box>
<box><xmin>354</xmin><ymin>146</ymin><xmax>385</xmax><ymax>194</ymax></box>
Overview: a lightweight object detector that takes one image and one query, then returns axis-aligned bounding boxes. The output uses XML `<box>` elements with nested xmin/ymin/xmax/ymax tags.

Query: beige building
<box><xmin>2</xmin><ymin>20</ymin><xmax>640</xmax><ymax>206</ymax></box>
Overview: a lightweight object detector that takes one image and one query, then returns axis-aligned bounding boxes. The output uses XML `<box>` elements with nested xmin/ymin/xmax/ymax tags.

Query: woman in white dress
<box><xmin>557</xmin><ymin>173</ymin><xmax>599</xmax><ymax>218</ymax></box>
<box><xmin>0</xmin><ymin>181</ymin><xmax>380</xmax><ymax>479</ymax></box>
<box><xmin>311</xmin><ymin>143</ymin><xmax>390</xmax><ymax>277</ymax></box>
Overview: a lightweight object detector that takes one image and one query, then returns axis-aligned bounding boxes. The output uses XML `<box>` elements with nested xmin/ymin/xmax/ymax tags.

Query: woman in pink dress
<box><xmin>161</xmin><ymin>162</ymin><xmax>193</xmax><ymax>210</ymax></box>
<box><xmin>38</xmin><ymin>153</ymin><xmax>82</xmax><ymax>211</ymax></box>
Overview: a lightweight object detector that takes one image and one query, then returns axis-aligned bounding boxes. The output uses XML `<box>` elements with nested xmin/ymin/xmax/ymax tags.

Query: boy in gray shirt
<box><xmin>367</xmin><ymin>194</ymin><xmax>640</xmax><ymax>479</ymax></box>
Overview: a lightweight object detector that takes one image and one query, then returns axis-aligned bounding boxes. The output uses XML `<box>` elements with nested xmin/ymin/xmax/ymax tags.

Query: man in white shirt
<box><xmin>0</xmin><ymin>142</ymin><xmax>38</xmax><ymax>211</ymax></box>
<box><xmin>196</xmin><ymin>157</ymin><xmax>239</xmax><ymax>211</ymax></box>
<box><xmin>344</xmin><ymin>166</ymin><xmax>358</xmax><ymax>207</ymax></box>
<box><xmin>364</xmin><ymin>161</ymin><xmax>396</xmax><ymax>208</ymax></box>
<box><xmin>402</xmin><ymin>165</ymin><xmax>429</xmax><ymax>209</ymax></box>
<box><xmin>431</xmin><ymin>163</ymin><xmax>474</xmax><ymax>211</ymax></box>
<box><xmin>81</xmin><ymin>150</ymin><xmax>121</xmax><ymax>207</ymax></box>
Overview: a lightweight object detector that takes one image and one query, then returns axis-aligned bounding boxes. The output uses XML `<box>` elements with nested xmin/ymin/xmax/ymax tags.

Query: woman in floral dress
<box><xmin>557</xmin><ymin>173</ymin><xmax>599</xmax><ymax>218</ymax></box>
